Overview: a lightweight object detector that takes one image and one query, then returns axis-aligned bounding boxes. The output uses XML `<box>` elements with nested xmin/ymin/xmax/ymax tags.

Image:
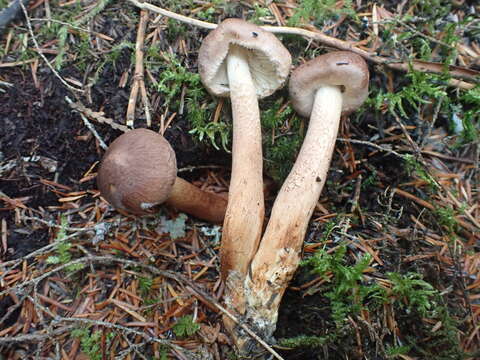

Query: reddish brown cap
<box><xmin>97</xmin><ymin>128</ymin><xmax>177</xmax><ymax>214</ymax></box>
<box><xmin>198</xmin><ymin>18</ymin><xmax>292</xmax><ymax>98</ymax></box>
<box><xmin>289</xmin><ymin>51</ymin><xmax>369</xmax><ymax>117</ymax></box>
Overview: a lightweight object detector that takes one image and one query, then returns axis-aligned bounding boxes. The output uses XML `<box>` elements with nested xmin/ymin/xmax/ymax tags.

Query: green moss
<box><xmin>279</xmin><ymin>334</ymin><xmax>334</xmax><ymax>349</ymax></box>
<box><xmin>173</xmin><ymin>315</ymin><xmax>200</xmax><ymax>338</ymax></box>
<box><xmin>72</xmin><ymin>328</ymin><xmax>115</xmax><ymax>360</ymax></box>
<box><xmin>403</xmin><ymin>154</ymin><xmax>439</xmax><ymax>190</ymax></box>
<box><xmin>145</xmin><ymin>53</ymin><xmax>230</xmax><ymax>149</ymax></box>
<box><xmin>288</xmin><ymin>0</ymin><xmax>357</xmax><ymax>27</ymax></box>
<box><xmin>261</xmin><ymin>99</ymin><xmax>303</xmax><ymax>183</ymax></box>
<box><xmin>387</xmin><ymin>272</ymin><xmax>437</xmax><ymax>317</ymax></box>
<box><xmin>435</xmin><ymin>205</ymin><xmax>459</xmax><ymax>234</ymax></box>
<box><xmin>301</xmin><ymin>245</ymin><xmax>381</xmax><ymax>324</ymax></box>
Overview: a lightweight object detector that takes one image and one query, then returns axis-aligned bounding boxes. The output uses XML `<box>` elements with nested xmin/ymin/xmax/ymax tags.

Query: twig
<box><xmin>419</xmin><ymin>96</ymin><xmax>444</xmax><ymax>148</ymax></box>
<box><xmin>0</xmin><ymin>232</ymin><xmax>84</xmax><ymax>283</ymax></box>
<box><xmin>0</xmin><ymin>80</ymin><xmax>13</xmax><ymax>87</ymax></box>
<box><xmin>126</xmin><ymin>10</ymin><xmax>150</xmax><ymax>127</ymax></box>
<box><xmin>128</xmin><ymin>0</ymin><xmax>480</xmax><ymax>85</ymax></box>
<box><xmin>392</xmin><ymin>113</ymin><xmax>423</xmax><ymax>158</ymax></box>
<box><xmin>416</xmin><ymin>150</ymin><xmax>474</xmax><ymax>164</ymax></box>
<box><xmin>338</xmin><ymin>137</ymin><xmax>474</xmax><ymax>165</ymax></box>
<box><xmin>67</xmin><ymin>100</ymin><xmax>131</xmax><ymax>132</ymax></box>
<box><xmin>21</xmin><ymin>215</ymin><xmax>98</xmax><ymax>232</ymax></box>
<box><xmin>19</xmin><ymin>1</ymin><xmax>83</xmax><ymax>93</ymax></box>
<box><xmin>0</xmin><ymin>325</ymin><xmax>76</xmax><ymax>344</ymax></box>
<box><xmin>65</xmin><ymin>96</ymin><xmax>107</xmax><ymax>149</ymax></box>
<box><xmin>144</xmin><ymin>1</ymin><xmax>216</xmax><ymax>30</ymax></box>
<box><xmin>337</xmin><ymin>138</ymin><xmax>405</xmax><ymax>159</ymax></box>
<box><xmin>177</xmin><ymin>165</ymin><xmax>226</xmax><ymax>173</ymax></box>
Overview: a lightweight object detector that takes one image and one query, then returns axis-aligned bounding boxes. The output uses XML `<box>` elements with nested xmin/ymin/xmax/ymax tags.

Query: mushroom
<box><xmin>242</xmin><ymin>51</ymin><xmax>369</xmax><ymax>349</ymax></box>
<box><xmin>97</xmin><ymin>128</ymin><xmax>227</xmax><ymax>224</ymax></box>
<box><xmin>198</xmin><ymin>19</ymin><xmax>292</xmax><ymax>279</ymax></box>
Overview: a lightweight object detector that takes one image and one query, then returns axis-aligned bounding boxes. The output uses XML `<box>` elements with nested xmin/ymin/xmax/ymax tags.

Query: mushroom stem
<box><xmin>165</xmin><ymin>177</ymin><xmax>227</xmax><ymax>224</ymax></box>
<box><xmin>221</xmin><ymin>45</ymin><xmax>265</xmax><ymax>279</ymax></box>
<box><xmin>246</xmin><ymin>84</ymin><xmax>343</xmax><ymax>339</ymax></box>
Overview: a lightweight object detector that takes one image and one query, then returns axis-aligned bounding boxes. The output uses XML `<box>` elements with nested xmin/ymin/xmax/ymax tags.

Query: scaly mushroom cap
<box><xmin>289</xmin><ymin>51</ymin><xmax>369</xmax><ymax>117</ymax></box>
<box><xmin>97</xmin><ymin>128</ymin><xmax>177</xmax><ymax>214</ymax></box>
<box><xmin>198</xmin><ymin>18</ymin><xmax>292</xmax><ymax>98</ymax></box>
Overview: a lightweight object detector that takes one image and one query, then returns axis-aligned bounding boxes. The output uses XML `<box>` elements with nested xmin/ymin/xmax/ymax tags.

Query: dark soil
<box><xmin>0</xmin><ymin>70</ymin><xmax>96</xmax><ymax>261</ymax></box>
<box><xmin>0</xmin><ymin>66</ymin><xmax>229</xmax><ymax>263</ymax></box>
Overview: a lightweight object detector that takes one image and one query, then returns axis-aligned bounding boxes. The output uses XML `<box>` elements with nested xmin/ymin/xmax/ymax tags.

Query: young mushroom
<box><xmin>241</xmin><ymin>51</ymin><xmax>369</xmax><ymax>350</ymax></box>
<box><xmin>97</xmin><ymin>128</ymin><xmax>227</xmax><ymax>223</ymax></box>
<box><xmin>198</xmin><ymin>19</ymin><xmax>291</xmax><ymax>279</ymax></box>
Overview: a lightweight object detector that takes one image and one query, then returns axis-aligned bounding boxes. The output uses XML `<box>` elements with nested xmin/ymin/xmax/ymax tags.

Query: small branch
<box><xmin>126</xmin><ymin>10</ymin><xmax>150</xmax><ymax>127</ymax></box>
<box><xmin>0</xmin><ymin>325</ymin><xmax>76</xmax><ymax>344</ymax></box>
<box><xmin>133</xmin><ymin>0</ymin><xmax>216</xmax><ymax>30</ymax></box>
<box><xmin>337</xmin><ymin>138</ymin><xmax>406</xmax><ymax>159</ymax></box>
<box><xmin>67</xmin><ymin>99</ymin><xmax>130</xmax><ymax>133</ymax></box>
<box><xmin>127</xmin><ymin>0</ymin><xmax>480</xmax><ymax>85</ymax></box>
<box><xmin>21</xmin><ymin>215</ymin><xmax>99</xmax><ymax>232</ymax></box>
<box><xmin>65</xmin><ymin>96</ymin><xmax>107</xmax><ymax>149</ymax></box>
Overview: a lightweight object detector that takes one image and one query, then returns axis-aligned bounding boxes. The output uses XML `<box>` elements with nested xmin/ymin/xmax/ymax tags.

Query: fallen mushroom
<box><xmin>198</xmin><ymin>19</ymin><xmax>292</xmax><ymax>279</ymax></box>
<box><xmin>97</xmin><ymin>128</ymin><xmax>227</xmax><ymax>223</ymax></box>
<box><xmin>239</xmin><ymin>51</ymin><xmax>369</xmax><ymax>351</ymax></box>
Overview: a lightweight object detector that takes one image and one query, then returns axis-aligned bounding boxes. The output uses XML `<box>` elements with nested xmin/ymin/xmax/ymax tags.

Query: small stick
<box><xmin>127</xmin><ymin>0</ymin><xmax>479</xmax><ymax>85</ymax></box>
<box><xmin>65</xmin><ymin>96</ymin><xmax>107</xmax><ymax>149</ymax></box>
<box><xmin>67</xmin><ymin>100</ymin><xmax>130</xmax><ymax>133</ymax></box>
<box><xmin>337</xmin><ymin>138</ymin><xmax>405</xmax><ymax>159</ymax></box>
<box><xmin>126</xmin><ymin>10</ymin><xmax>150</xmax><ymax>127</ymax></box>
<box><xmin>139</xmin><ymin>77</ymin><xmax>151</xmax><ymax>126</ymax></box>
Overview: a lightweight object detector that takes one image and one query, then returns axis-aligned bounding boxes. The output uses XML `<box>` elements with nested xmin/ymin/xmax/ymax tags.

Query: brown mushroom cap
<box><xmin>289</xmin><ymin>51</ymin><xmax>369</xmax><ymax>117</ymax></box>
<box><xmin>97</xmin><ymin>128</ymin><xmax>177</xmax><ymax>214</ymax></box>
<box><xmin>198</xmin><ymin>18</ymin><xmax>292</xmax><ymax>98</ymax></box>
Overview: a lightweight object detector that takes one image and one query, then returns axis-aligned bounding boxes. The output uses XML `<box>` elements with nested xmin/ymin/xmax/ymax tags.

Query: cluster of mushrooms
<box><xmin>97</xmin><ymin>18</ymin><xmax>369</xmax><ymax>355</ymax></box>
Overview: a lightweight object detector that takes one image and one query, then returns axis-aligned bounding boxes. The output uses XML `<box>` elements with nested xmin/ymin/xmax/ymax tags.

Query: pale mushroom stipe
<box><xmin>97</xmin><ymin>128</ymin><xmax>227</xmax><ymax>223</ymax></box>
<box><xmin>238</xmin><ymin>51</ymin><xmax>370</xmax><ymax>352</ymax></box>
<box><xmin>198</xmin><ymin>18</ymin><xmax>292</xmax><ymax>279</ymax></box>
